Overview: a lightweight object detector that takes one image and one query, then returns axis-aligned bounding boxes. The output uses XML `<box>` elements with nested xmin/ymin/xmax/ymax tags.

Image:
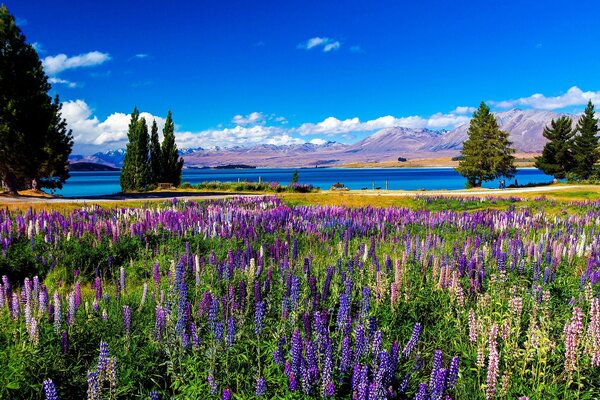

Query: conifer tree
<box><xmin>0</xmin><ymin>5</ymin><xmax>73</xmax><ymax>193</ymax></box>
<box><xmin>572</xmin><ymin>100</ymin><xmax>599</xmax><ymax>180</ymax></box>
<box><xmin>149</xmin><ymin>119</ymin><xmax>162</xmax><ymax>183</ymax></box>
<box><xmin>160</xmin><ymin>111</ymin><xmax>184</xmax><ymax>186</ymax></box>
<box><xmin>455</xmin><ymin>102</ymin><xmax>516</xmax><ymax>187</ymax></box>
<box><xmin>119</xmin><ymin>107</ymin><xmax>140</xmax><ymax>191</ymax></box>
<box><xmin>120</xmin><ymin>109</ymin><xmax>151</xmax><ymax>191</ymax></box>
<box><xmin>534</xmin><ymin>116</ymin><xmax>575</xmax><ymax>179</ymax></box>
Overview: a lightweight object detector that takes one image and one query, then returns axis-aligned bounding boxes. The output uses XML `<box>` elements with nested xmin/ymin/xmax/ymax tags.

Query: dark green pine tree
<box><xmin>572</xmin><ymin>100</ymin><xmax>600</xmax><ymax>180</ymax></box>
<box><xmin>161</xmin><ymin>111</ymin><xmax>184</xmax><ymax>186</ymax></box>
<box><xmin>0</xmin><ymin>5</ymin><xmax>73</xmax><ymax>193</ymax></box>
<box><xmin>149</xmin><ymin>119</ymin><xmax>162</xmax><ymax>183</ymax></box>
<box><xmin>455</xmin><ymin>101</ymin><xmax>516</xmax><ymax>187</ymax></box>
<box><xmin>120</xmin><ymin>107</ymin><xmax>140</xmax><ymax>191</ymax></box>
<box><xmin>534</xmin><ymin>116</ymin><xmax>575</xmax><ymax>179</ymax></box>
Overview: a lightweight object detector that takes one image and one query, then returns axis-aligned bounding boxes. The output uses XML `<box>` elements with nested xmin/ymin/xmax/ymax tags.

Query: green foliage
<box><xmin>0</xmin><ymin>5</ymin><xmax>73</xmax><ymax>192</ymax></box>
<box><xmin>535</xmin><ymin>116</ymin><xmax>576</xmax><ymax>179</ymax></box>
<box><xmin>291</xmin><ymin>169</ymin><xmax>299</xmax><ymax>184</ymax></box>
<box><xmin>149</xmin><ymin>120</ymin><xmax>162</xmax><ymax>184</ymax></box>
<box><xmin>455</xmin><ymin>102</ymin><xmax>516</xmax><ymax>187</ymax></box>
<box><xmin>572</xmin><ymin>101</ymin><xmax>600</xmax><ymax>180</ymax></box>
<box><xmin>160</xmin><ymin>111</ymin><xmax>184</xmax><ymax>187</ymax></box>
<box><xmin>194</xmin><ymin>180</ymin><xmax>319</xmax><ymax>193</ymax></box>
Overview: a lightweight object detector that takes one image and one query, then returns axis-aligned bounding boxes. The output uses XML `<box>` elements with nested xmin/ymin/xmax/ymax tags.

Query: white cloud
<box><xmin>49</xmin><ymin>77</ymin><xmax>77</xmax><ymax>88</ymax></box>
<box><xmin>492</xmin><ymin>86</ymin><xmax>600</xmax><ymax>110</ymax></box>
<box><xmin>134</xmin><ymin>53</ymin><xmax>149</xmax><ymax>59</ymax></box>
<box><xmin>61</xmin><ymin>100</ymin><xmax>166</xmax><ymax>153</ymax></box>
<box><xmin>309</xmin><ymin>138</ymin><xmax>328</xmax><ymax>145</ymax></box>
<box><xmin>323</xmin><ymin>41</ymin><xmax>341</xmax><ymax>52</ymax></box>
<box><xmin>297</xmin><ymin>113</ymin><xmax>469</xmax><ymax>136</ymax></box>
<box><xmin>42</xmin><ymin>51</ymin><xmax>111</xmax><ymax>75</ymax></box>
<box><xmin>31</xmin><ymin>42</ymin><xmax>45</xmax><ymax>53</ymax></box>
<box><xmin>452</xmin><ymin>106</ymin><xmax>476</xmax><ymax>114</ymax></box>
<box><xmin>298</xmin><ymin>37</ymin><xmax>341</xmax><ymax>52</ymax></box>
<box><xmin>232</xmin><ymin>112</ymin><xmax>265</xmax><ymax>125</ymax></box>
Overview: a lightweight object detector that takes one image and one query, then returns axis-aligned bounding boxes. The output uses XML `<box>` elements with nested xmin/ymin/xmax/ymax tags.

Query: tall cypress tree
<box><xmin>119</xmin><ymin>107</ymin><xmax>139</xmax><ymax>191</ymax></box>
<box><xmin>534</xmin><ymin>116</ymin><xmax>575</xmax><ymax>179</ymax></box>
<box><xmin>161</xmin><ymin>111</ymin><xmax>184</xmax><ymax>186</ymax></box>
<box><xmin>572</xmin><ymin>100</ymin><xmax>599</xmax><ymax>179</ymax></box>
<box><xmin>0</xmin><ymin>5</ymin><xmax>73</xmax><ymax>193</ymax></box>
<box><xmin>149</xmin><ymin>119</ymin><xmax>162</xmax><ymax>183</ymax></box>
<box><xmin>135</xmin><ymin>117</ymin><xmax>150</xmax><ymax>189</ymax></box>
<box><xmin>455</xmin><ymin>101</ymin><xmax>516</xmax><ymax>187</ymax></box>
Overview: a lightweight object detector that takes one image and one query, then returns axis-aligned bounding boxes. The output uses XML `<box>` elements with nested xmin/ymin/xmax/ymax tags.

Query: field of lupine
<box><xmin>1</xmin><ymin>195</ymin><xmax>600</xmax><ymax>399</ymax></box>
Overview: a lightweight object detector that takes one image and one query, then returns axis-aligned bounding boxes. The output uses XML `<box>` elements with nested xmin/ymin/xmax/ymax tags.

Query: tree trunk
<box><xmin>2</xmin><ymin>173</ymin><xmax>18</xmax><ymax>195</ymax></box>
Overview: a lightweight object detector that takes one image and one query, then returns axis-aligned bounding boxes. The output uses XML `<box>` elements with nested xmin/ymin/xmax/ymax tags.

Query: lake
<box><xmin>54</xmin><ymin>168</ymin><xmax>553</xmax><ymax>197</ymax></box>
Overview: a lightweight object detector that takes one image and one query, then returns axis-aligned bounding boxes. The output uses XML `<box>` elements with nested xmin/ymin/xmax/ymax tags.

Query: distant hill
<box><xmin>68</xmin><ymin>162</ymin><xmax>120</xmax><ymax>171</ymax></box>
<box><xmin>69</xmin><ymin>109</ymin><xmax>577</xmax><ymax>168</ymax></box>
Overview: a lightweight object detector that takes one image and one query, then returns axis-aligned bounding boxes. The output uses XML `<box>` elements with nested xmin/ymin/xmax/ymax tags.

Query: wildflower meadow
<box><xmin>1</xmin><ymin>196</ymin><xmax>600</xmax><ymax>399</ymax></box>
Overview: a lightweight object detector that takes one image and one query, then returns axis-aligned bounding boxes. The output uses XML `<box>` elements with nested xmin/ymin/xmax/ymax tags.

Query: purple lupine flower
<box><xmin>87</xmin><ymin>371</ymin><xmax>99</xmax><ymax>400</ymax></box>
<box><xmin>336</xmin><ymin>293</ymin><xmax>350</xmax><ymax>330</ymax></box>
<box><xmin>226</xmin><ymin>317</ymin><xmax>236</xmax><ymax>347</ymax></box>
<box><xmin>208</xmin><ymin>374</ymin><xmax>218</xmax><ymax>394</ymax></box>
<box><xmin>430</xmin><ymin>368</ymin><xmax>448</xmax><ymax>400</ymax></box>
<box><xmin>67</xmin><ymin>292</ymin><xmax>76</xmax><ymax>326</ymax></box>
<box><xmin>291</xmin><ymin>329</ymin><xmax>302</xmax><ymax>376</ymax></box>
<box><xmin>399</xmin><ymin>373</ymin><xmax>410</xmax><ymax>393</ymax></box>
<box><xmin>356</xmin><ymin>365</ymin><xmax>369</xmax><ymax>400</ymax></box>
<box><xmin>430</xmin><ymin>350</ymin><xmax>443</xmax><ymax>389</ymax></box>
<box><xmin>254</xmin><ymin>300</ymin><xmax>266</xmax><ymax>336</ymax></box>
<box><xmin>123</xmin><ymin>305</ymin><xmax>131</xmax><ymax>335</ymax></box>
<box><xmin>11</xmin><ymin>292</ymin><xmax>19</xmax><ymax>319</ymax></box>
<box><xmin>290</xmin><ymin>274</ymin><xmax>300</xmax><ymax>311</ymax></box>
<box><xmin>43</xmin><ymin>379</ymin><xmax>59</xmax><ymax>400</ymax></box>
<box><xmin>214</xmin><ymin>321</ymin><xmax>224</xmax><ymax>342</ymax></box>
<box><xmin>414</xmin><ymin>383</ymin><xmax>428</xmax><ymax>400</ymax></box>
<box><xmin>222</xmin><ymin>388</ymin><xmax>231</xmax><ymax>400</ymax></box>
<box><xmin>255</xmin><ymin>376</ymin><xmax>267</xmax><ymax>396</ymax></box>
<box><xmin>208</xmin><ymin>297</ymin><xmax>220</xmax><ymax>335</ymax></box>
<box><xmin>61</xmin><ymin>331</ymin><xmax>69</xmax><ymax>354</ymax></box>
<box><xmin>98</xmin><ymin>341</ymin><xmax>110</xmax><ymax>375</ymax></box>
<box><xmin>153</xmin><ymin>262</ymin><xmax>161</xmax><ymax>287</ymax></box>
<box><xmin>448</xmin><ymin>356</ymin><xmax>459</xmax><ymax>388</ymax></box>
<box><xmin>340</xmin><ymin>335</ymin><xmax>353</xmax><ymax>374</ymax></box>
<box><xmin>372</xmin><ymin>330</ymin><xmax>383</xmax><ymax>360</ymax></box>
<box><xmin>94</xmin><ymin>277</ymin><xmax>102</xmax><ymax>302</ymax></box>
<box><xmin>402</xmin><ymin>322</ymin><xmax>422</xmax><ymax>358</ymax></box>
<box><xmin>354</xmin><ymin>324</ymin><xmax>367</xmax><ymax>361</ymax></box>
<box><xmin>154</xmin><ymin>305</ymin><xmax>166</xmax><ymax>340</ymax></box>
<box><xmin>289</xmin><ymin>372</ymin><xmax>298</xmax><ymax>392</ymax></box>
<box><xmin>149</xmin><ymin>392</ymin><xmax>159</xmax><ymax>400</ymax></box>
<box><xmin>321</xmin><ymin>340</ymin><xmax>334</xmax><ymax>397</ymax></box>
<box><xmin>53</xmin><ymin>292</ymin><xmax>61</xmax><ymax>332</ymax></box>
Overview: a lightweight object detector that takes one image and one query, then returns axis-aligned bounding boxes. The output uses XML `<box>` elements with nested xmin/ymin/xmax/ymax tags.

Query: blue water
<box><xmin>54</xmin><ymin>168</ymin><xmax>553</xmax><ymax>197</ymax></box>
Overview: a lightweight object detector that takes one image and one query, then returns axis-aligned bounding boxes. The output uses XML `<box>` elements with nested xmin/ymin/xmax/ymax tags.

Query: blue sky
<box><xmin>7</xmin><ymin>0</ymin><xmax>600</xmax><ymax>153</ymax></box>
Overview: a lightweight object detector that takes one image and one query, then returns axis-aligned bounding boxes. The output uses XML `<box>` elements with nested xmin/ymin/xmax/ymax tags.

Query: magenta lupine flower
<box><xmin>486</xmin><ymin>324</ymin><xmax>499</xmax><ymax>400</ymax></box>
<box><xmin>43</xmin><ymin>379</ymin><xmax>59</xmax><ymax>400</ymax></box>
<box><xmin>589</xmin><ymin>298</ymin><xmax>600</xmax><ymax>367</ymax></box>
<box><xmin>468</xmin><ymin>309</ymin><xmax>477</xmax><ymax>344</ymax></box>
<box><xmin>74</xmin><ymin>281</ymin><xmax>81</xmax><ymax>308</ymax></box>
<box><xmin>222</xmin><ymin>388</ymin><xmax>231</xmax><ymax>400</ymax></box>
<box><xmin>123</xmin><ymin>305</ymin><xmax>131</xmax><ymax>335</ymax></box>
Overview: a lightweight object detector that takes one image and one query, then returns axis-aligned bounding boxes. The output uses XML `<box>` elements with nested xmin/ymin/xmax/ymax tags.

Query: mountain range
<box><xmin>70</xmin><ymin>109</ymin><xmax>575</xmax><ymax>168</ymax></box>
